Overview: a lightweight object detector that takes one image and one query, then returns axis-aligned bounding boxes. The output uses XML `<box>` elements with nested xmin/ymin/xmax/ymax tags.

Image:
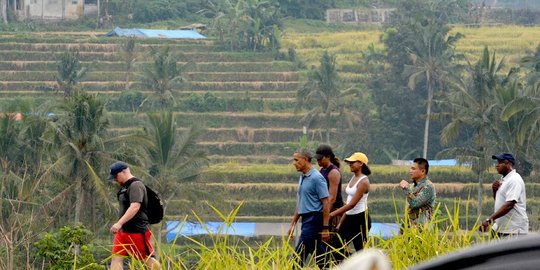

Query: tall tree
<box><xmin>438</xmin><ymin>47</ymin><xmax>512</xmax><ymax>216</ymax></box>
<box><xmin>140</xmin><ymin>47</ymin><xmax>184</xmax><ymax>110</ymax></box>
<box><xmin>120</xmin><ymin>36</ymin><xmax>138</xmax><ymax>91</ymax></box>
<box><xmin>296</xmin><ymin>51</ymin><xmax>360</xmax><ymax>143</ymax></box>
<box><xmin>0</xmin><ymin>106</ymin><xmax>58</xmax><ymax>270</ymax></box>
<box><xmin>404</xmin><ymin>29</ymin><xmax>463</xmax><ymax>158</ymax></box>
<box><xmin>498</xmin><ymin>77</ymin><xmax>540</xmax><ymax>176</ymax></box>
<box><xmin>143</xmin><ymin>111</ymin><xmax>209</xmax><ymax>225</ymax></box>
<box><xmin>383</xmin><ymin>0</ymin><xmax>465</xmax><ymax>158</ymax></box>
<box><xmin>55</xmin><ymin>51</ymin><xmax>87</xmax><ymax>99</ymax></box>
<box><xmin>45</xmin><ymin>90</ymin><xmax>112</xmax><ymax>227</ymax></box>
<box><xmin>144</xmin><ymin>112</ymin><xmax>208</xmax><ymax>197</ymax></box>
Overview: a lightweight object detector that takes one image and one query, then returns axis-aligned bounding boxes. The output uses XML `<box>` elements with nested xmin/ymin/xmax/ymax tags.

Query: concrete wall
<box><xmin>326</xmin><ymin>8</ymin><xmax>395</xmax><ymax>24</ymax></box>
<box><xmin>20</xmin><ymin>0</ymin><xmax>84</xmax><ymax>20</ymax></box>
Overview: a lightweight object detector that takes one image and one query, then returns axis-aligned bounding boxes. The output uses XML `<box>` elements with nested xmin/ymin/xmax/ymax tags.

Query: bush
<box><xmin>180</xmin><ymin>92</ymin><xmax>270</xmax><ymax>112</ymax></box>
<box><xmin>182</xmin><ymin>92</ymin><xmax>225</xmax><ymax>112</ymax></box>
<box><xmin>34</xmin><ymin>225</ymin><xmax>104</xmax><ymax>270</ymax></box>
<box><xmin>107</xmin><ymin>90</ymin><xmax>147</xmax><ymax>112</ymax></box>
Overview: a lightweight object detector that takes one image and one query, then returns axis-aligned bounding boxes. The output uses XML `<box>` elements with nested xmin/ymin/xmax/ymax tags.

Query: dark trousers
<box><xmin>335</xmin><ymin>211</ymin><xmax>371</xmax><ymax>261</ymax></box>
<box><xmin>295</xmin><ymin>211</ymin><xmax>325</xmax><ymax>268</ymax></box>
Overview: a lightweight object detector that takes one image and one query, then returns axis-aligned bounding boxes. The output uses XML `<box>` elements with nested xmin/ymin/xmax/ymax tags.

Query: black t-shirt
<box><xmin>117</xmin><ymin>177</ymin><xmax>149</xmax><ymax>233</ymax></box>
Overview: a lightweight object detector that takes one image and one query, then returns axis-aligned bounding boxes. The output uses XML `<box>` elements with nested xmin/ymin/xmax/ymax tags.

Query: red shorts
<box><xmin>112</xmin><ymin>231</ymin><xmax>154</xmax><ymax>260</ymax></box>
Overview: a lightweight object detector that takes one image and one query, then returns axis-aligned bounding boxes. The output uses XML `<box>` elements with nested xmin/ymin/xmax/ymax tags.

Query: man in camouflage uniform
<box><xmin>399</xmin><ymin>158</ymin><xmax>436</xmax><ymax>225</ymax></box>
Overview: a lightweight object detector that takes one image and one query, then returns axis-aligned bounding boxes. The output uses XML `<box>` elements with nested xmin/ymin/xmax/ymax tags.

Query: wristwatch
<box><xmin>322</xmin><ymin>225</ymin><xmax>330</xmax><ymax>229</ymax></box>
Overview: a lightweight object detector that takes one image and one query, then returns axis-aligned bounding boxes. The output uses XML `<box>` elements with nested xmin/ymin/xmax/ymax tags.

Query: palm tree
<box><xmin>0</xmin><ymin>105</ymin><xmax>58</xmax><ymax>270</ymax></box>
<box><xmin>140</xmin><ymin>47</ymin><xmax>184</xmax><ymax>110</ymax></box>
<box><xmin>296</xmin><ymin>51</ymin><xmax>360</xmax><ymax>143</ymax></box>
<box><xmin>120</xmin><ymin>36</ymin><xmax>138</xmax><ymax>91</ymax></box>
<box><xmin>0</xmin><ymin>114</ymin><xmax>21</xmax><ymax>174</ymax></box>
<box><xmin>44</xmin><ymin>89</ymin><xmax>113</xmax><ymax>227</ymax></box>
<box><xmin>55</xmin><ymin>50</ymin><xmax>87</xmax><ymax>98</ymax></box>
<box><xmin>404</xmin><ymin>24</ymin><xmax>463</xmax><ymax>158</ymax></box>
<box><xmin>438</xmin><ymin>47</ymin><xmax>509</xmax><ymax>216</ymax></box>
<box><xmin>144</xmin><ymin>111</ymin><xmax>209</xmax><ymax>204</ymax></box>
<box><xmin>498</xmin><ymin>81</ymin><xmax>540</xmax><ymax>176</ymax></box>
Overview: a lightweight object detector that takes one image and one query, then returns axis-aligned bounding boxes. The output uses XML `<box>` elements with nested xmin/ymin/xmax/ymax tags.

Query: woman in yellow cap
<box><xmin>329</xmin><ymin>152</ymin><xmax>372</xmax><ymax>261</ymax></box>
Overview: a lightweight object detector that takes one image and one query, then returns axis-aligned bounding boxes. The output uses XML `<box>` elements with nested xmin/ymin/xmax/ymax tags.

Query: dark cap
<box><xmin>108</xmin><ymin>161</ymin><xmax>128</xmax><ymax>180</ymax></box>
<box><xmin>314</xmin><ymin>144</ymin><xmax>335</xmax><ymax>160</ymax></box>
<box><xmin>492</xmin><ymin>153</ymin><xmax>516</xmax><ymax>165</ymax></box>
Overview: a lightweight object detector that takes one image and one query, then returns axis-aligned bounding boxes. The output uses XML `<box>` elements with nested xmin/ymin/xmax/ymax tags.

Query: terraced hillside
<box><xmin>1</xmin><ymin>31</ymin><xmax>537</xmax><ymax>232</ymax></box>
<box><xmin>0</xmin><ymin>32</ymin><xmax>322</xmax><ymax>164</ymax></box>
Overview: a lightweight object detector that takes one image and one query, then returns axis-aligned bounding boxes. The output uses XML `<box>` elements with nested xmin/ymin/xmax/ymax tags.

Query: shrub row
<box><xmin>190</xmin><ymin>182</ymin><xmax>529</xmax><ymax>202</ymax></box>
<box><xmin>0</xmin><ymin>81</ymin><xmax>130</xmax><ymax>91</ymax></box>
<box><xmin>179</xmin><ymin>93</ymin><xmax>296</xmax><ymax>113</ymax></box>
<box><xmin>200</xmin><ymin>142</ymin><xmax>299</xmax><ymax>157</ymax></box>
<box><xmin>0</xmin><ymin>61</ymin><xmax>296</xmax><ymax>73</ymax></box>
<box><xmin>205</xmin><ymin>155</ymin><xmax>292</xmax><ymax>164</ymax></box>
<box><xmin>186</xmin><ymin>81</ymin><xmax>302</xmax><ymax>91</ymax></box>
<box><xmin>0</xmin><ymin>42</ymin><xmax>218</xmax><ymax>53</ymax></box>
<box><xmin>196</xmin><ymin>127</ymin><xmax>326</xmax><ymax>142</ymax></box>
<box><xmin>183</xmin><ymin>72</ymin><xmax>302</xmax><ymax>82</ymax></box>
<box><xmin>0</xmin><ymin>71</ymin><xmax>301</xmax><ymax>83</ymax></box>
<box><xmin>0</xmin><ymin>81</ymin><xmax>301</xmax><ymax>92</ymax></box>
<box><xmin>0</xmin><ymin>71</ymin><xmax>126</xmax><ymax>82</ymax></box>
<box><xmin>190</xmin><ymin>61</ymin><xmax>295</xmax><ymax>72</ymax></box>
<box><xmin>165</xmin><ymin>198</ymin><xmax>507</xmax><ymax>218</ymax></box>
<box><xmin>109</xmin><ymin>112</ymin><xmax>309</xmax><ymax>128</ymax></box>
<box><xmin>103</xmin><ymin>92</ymin><xmax>296</xmax><ymax>113</ymax></box>
<box><xmin>197</xmin><ymin>170</ymin><xmax>488</xmax><ymax>184</ymax></box>
<box><xmin>0</xmin><ymin>51</ymin><xmax>275</xmax><ymax>62</ymax></box>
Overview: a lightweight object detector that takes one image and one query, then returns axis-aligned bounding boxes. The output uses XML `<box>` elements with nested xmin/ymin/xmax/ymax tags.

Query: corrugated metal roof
<box><xmin>105</xmin><ymin>27</ymin><xmax>207</xmax><ymax>39</ymax></box>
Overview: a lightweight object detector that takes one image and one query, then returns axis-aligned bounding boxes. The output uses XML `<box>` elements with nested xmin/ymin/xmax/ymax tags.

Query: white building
<box><xmin>11</xmin><ymin>0</ymin><xmax>98</xmax><ymax>21</ymax></box>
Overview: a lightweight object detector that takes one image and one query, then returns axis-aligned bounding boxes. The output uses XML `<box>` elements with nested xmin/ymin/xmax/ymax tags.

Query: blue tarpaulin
<box><xmin>105</xmin><ymin>27</ymin><xmax>206</xmax><ymax>39</ymax></box>
<box><xmin>165</xmin><ymin>221</ymin><xmax>399</xmax><ymax>242</ymax></box>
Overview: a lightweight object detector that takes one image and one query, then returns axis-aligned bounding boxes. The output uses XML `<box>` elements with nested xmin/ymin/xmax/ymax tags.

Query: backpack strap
<box><xmin>116</xmin><ymin>178</ymin><xmax>139</xmax><ymax>200</ymax></box>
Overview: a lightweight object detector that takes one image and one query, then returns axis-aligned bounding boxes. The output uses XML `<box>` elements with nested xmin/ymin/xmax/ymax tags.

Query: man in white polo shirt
<box><xmin>479</xmin><ymin>153</ymin><xmax>529</xmax><ymax>236</ymax></box>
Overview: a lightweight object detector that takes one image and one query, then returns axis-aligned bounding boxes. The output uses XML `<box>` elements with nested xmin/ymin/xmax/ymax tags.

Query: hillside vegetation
<box><xmin>1</xmin><ymin>27</ymin><xmax>539</xmax><ymax>229</ymax></box>
<box><xmin>2</xmin><ymin>26</ymin><xmax>540</xmax><ymax>164</ymax></box>
<box><xmin>283</xmin><ymin>25</ymin><xmax>540</xmax><ymax>74</ymax></box>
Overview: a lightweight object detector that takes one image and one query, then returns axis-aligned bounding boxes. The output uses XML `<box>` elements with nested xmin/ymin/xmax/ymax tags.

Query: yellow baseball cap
<box><xmin>344</xmin><ymin>152</ymin><xmax>369</xmax><ymax>164</ymax></box>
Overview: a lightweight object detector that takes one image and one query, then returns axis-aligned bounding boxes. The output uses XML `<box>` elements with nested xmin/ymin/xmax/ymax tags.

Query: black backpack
<box><xmin>122</xmin><ymin>179</ymin><xmax>164</xmax><ymax>224</ymax></box>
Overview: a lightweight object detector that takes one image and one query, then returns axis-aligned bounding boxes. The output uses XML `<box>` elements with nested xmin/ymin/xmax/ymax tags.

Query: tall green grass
<box><xmin>99</xmin><ymin>200</ymin><xmax>493</xmax><ymax>270</ymax></box>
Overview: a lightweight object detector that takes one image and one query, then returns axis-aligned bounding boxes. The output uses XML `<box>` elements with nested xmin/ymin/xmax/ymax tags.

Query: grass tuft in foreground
<box><xmin>100</xmin><ymin>199</ymin><xmax>492</xmax><ymax>269</ymax></box>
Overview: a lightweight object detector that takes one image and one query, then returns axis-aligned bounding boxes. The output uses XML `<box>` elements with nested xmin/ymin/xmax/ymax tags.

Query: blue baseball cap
<box><xmin>492</xmin><ymin>153</ymin><xmax>515</xmax><ymax>165</ymax></box>
<box><xmin>108</xmin><ymin>161</ymin><xmax>128</xmax><ymax>180</ymax></box>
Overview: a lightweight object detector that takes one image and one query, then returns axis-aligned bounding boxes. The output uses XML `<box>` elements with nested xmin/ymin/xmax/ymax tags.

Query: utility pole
<box><xmin>97</xmin><ymin>0</ymin><xmax>100</xmax><ymax>28</ymax></box>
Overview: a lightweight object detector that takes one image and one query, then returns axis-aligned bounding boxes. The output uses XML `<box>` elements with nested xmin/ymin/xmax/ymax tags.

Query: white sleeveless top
<box><xmin>345</xmin><ymin>175</ymin><xmax>368</xmax><ymax>215</ymax></box>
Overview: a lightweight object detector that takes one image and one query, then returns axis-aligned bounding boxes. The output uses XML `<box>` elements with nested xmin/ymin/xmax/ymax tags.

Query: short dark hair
<box><xmin>295</xmin><ymin>148</ymin><xmax>312</xmax><ymax>163</ymax></box>
<box><xmin>413</xmin><ymin>158</ymin><xmax>429</xmax><ymax>175</ymax></box>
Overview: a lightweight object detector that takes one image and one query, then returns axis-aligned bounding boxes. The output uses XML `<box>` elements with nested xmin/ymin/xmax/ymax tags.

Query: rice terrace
<box><xmin>1</xmin><ymin>0</ymin><xmax>540</xmax><ymax>269</ymax></box>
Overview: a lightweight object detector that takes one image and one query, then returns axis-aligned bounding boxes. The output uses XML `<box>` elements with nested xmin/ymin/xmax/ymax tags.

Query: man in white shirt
<box><xmin>479</xmin><ymin>153</ymin><xmax>529</xmax><ymax>236</ymax></box>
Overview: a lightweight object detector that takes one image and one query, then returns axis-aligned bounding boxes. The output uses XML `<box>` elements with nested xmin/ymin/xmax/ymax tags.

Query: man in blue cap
<box><xmin>479</xmin><ymin>153</ymin><xmax>529</xmax><ymax>236</ymax></box>
<box><xmin>108</xmin><ymin>161</ymin><xmax>161</xmax><ymax>270</ymax></box>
